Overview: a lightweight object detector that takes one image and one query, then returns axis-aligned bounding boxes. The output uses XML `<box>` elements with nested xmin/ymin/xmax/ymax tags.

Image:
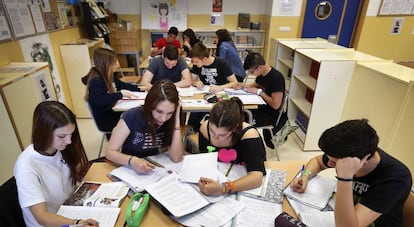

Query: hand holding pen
<box><xmin>290</xmin><ymin>164</ymin><xmax>311</xmax><ymax>193</ymax></box>
<box><xmin>61</xmin><ymin>218</ymin><xmax>99</xmax><ymax>227</ymax></box>
<box><xmin>128</xmin><ymin>156</ymin><xmax>155</xmax><ymax>173</ymax></box>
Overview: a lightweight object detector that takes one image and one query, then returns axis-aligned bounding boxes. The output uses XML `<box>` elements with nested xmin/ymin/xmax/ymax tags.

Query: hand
<box><xmin>290</xmin><ymin>175</ymin><xmax>309</xmax><ymax>193</ymax></box>
<box><xmin>198</xmin><ymin>177</ymin><xmax>221</xmax><ymax>196</ymax></box>
<box><xmin>79</xmin><ymin>218</ymin><xmax>99</xmax><ymax>226</ymax></box>
<box><xmin>242</xmin><ymin>87</ymin><xmax>257</xmax><ymax>94</ymax></box>
<box><xmin>120</xmin><ymin>90</ymin><xmax>137</xmax><ymax>99</ymax></box>
<box><xmin>130</xmin><ymin>157</ymin><xmax>155</xmax><ymax>173</ymax></box>
<box><xmin>335</xmin><ymin>154</ymin><xmax>370</xmax><ymax>179</ymax></box>
<box><xmin>195</xmin><ymin>81</ymin><xmax>204</xmax><ymax>89</ymax></box>
<box><xmin>234</xmin><ymin>83</ymin><xmax>243</xmax><ymax>90</ymax></box>
<box><xmin>209</xmin><ymin>85</ymin><xmax>222</xmax><ymax>93</ymax></box>
<box><xmin>184</xmin><ymin>40</ymin><xmax>191</xmax><ymax>48</ymax></box>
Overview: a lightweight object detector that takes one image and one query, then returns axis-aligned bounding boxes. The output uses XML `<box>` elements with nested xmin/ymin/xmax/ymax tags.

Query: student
<box><xmin>197</xmin><ymin>97</ymin><xmax>266</xmax><ymax>196</ymax></box>
<box><xmin>106</xmin><ymin>80</ymin><xmax>184</xmax><ymax>173</ymax></box>
<box><xmin>84</xmin><ymin>47</ymin><xmax>140</xmax><ymax>138</ymax></box>
<box><xmin>290</xmin><ymin>119</ymin><xmax>412</xmax><ymax>227</ymax></box>
<box><xmin>14</xmin><ymin>101</ymin><xmax>98</xmax><ymax>227</ymax></box>
<box><xmin>239</xmin><ymin>52</ymin><xmax>286</xmax><ymax>149</ymax></box>
<box><xmin>215</xmin><ymin>29</ymin><xmax>246</xmax><ymax>82</ymax></box>
<box><xmin>141</xmin><ymin>45</ymin><xmax>192</xmax><ymax>91</ymax></box>
<box><xmin>188</xmin><ymin>42</ymin><xmax>238</xmax><ymax>132</ymax></box>
<box><xmin>181</xmin><ymin>28</ymin><xmax>200</xmax><ymax>58</ymax></box>
<box><xmin>151</xmin><ymin>26</ymin><xmax>182</xmax><ymax>57</ymax></box>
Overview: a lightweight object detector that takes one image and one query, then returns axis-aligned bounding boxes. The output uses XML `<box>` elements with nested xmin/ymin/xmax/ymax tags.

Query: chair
<box><xmin>244</xmin><ymin>92</ymin><xmax>293</xmax><ymax>161</ymax></box>
<box><xmin>403</xmin><ymin>190</ymin><xmax>414</xmax><ymax>227</ymax></box>
<box><xmin>0</xmin><ymin>177</ymin><xmax>26</xmax><ymax>227</ymax></box>
<box><xmin>85</xmin><ymin>102</ymin><xmax>111</xmax><ymax>159</ymax></box>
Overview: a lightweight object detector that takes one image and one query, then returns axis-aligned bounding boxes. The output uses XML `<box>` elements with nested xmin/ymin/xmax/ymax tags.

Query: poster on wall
<box><xmin>34</xmin><ymin>71</ymin><xmax>52</xmax><ymax>101</ymax></box>
<box><xmin>19</xmin><ymin>34</ymin><xmax>66</xmax><ymax>103</ymax></box>
<box><xmin>141</xmin><ymin>0</ymin><xmax>187</xmax><ymax>30</ymax></box>
<box><xmin>0</xmin><ymin>1</ymin><xmax>12</xmax><ymax>41</ymax></box>
<box><xmin>4</xmin><ymin>0</ymin><xmax>36</xmax><ymax>38</ymax></box>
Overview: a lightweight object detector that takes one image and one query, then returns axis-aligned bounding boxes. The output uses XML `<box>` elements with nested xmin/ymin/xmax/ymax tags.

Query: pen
<box><xmin>143</xmin><ymin>157</ymin><xmax>173</xmax><ymax>173</ymax></box>
<box><xmin>300</xmin><ymin>164</ymin><xmax>305</xmax><ymax>177</ymax></box>
<box><xmin>61</xmin><ymin>224</ymin><xmax>84</xmax><ymax>227</ymax></box>
<box><xmin>225</xmin><ymin>163</ymin><xmax>234</xmax><ymax>177</ymax></box>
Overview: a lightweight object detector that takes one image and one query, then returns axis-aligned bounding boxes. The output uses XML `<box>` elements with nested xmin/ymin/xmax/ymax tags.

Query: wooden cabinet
<box><xmin>341</xmin><ymin>62</ymin><xmax>414</xmax><ymax>175</ymax></box>
<box><xmin>272</xmin><ymin>38</ymin><xmax>345</xmax><ymax>90</ymax></box>
<box><xmin>288</xmin><ymin>49</ymin><xmax>385</xmax><ymax>151</ymax></box>
<box><xmin>60</xmin><ymin>38</ymin><xmax>104</xmax><ymax>118</ymax></box>
<box><xmin>109</xmin><ymin>29</ymin><xmax>141</xmax><ymax>76</ymax></box>
<box><xmin>0</xmin><ymin>62</ymin><xmax>56</xmax><ymax>149</ymax></box>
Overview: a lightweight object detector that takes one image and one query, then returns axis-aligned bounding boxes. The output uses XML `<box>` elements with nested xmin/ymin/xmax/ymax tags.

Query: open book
<box><xmin>283</xmin><ymin>175</ymin><xmax>337</xmax><ymax>210</ymax></box>
<box><xmin>57</xmin><ymin>181</ymin><xmax>129</xmax><ymax>227</ymax></box>
<box><xmin>63</xmin><ymin>181</ymin><xmax>129</xmax><ymax>208</ymax></box>
<box><xmin>224</xmin><ymin>88</ymin><xmax>266</xmax><ymax>105</ymax></box>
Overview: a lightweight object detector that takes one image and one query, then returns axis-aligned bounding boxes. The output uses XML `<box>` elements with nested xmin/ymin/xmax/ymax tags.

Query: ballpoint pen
<box><xmin>300</xmin><ymin>164</ymin><xmax>305</xmax><ymax>177</ymax></box>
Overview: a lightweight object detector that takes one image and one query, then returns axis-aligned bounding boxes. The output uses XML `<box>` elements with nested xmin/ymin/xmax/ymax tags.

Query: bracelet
<box><xmin>174</xmin><ymin>127</ymin><xmax>181</xmax><ymax>130</ymax></box>
<box><xmin>221</xmin><ymin>183</ymin><xmax>228</xmax><ymax>195</ymax></box>
<box><xmin>128</xmin><ymin>156</ymin><xmax>134</xmax><ymax>166</ymax></box>
<box><xmin>303</xmin><ymin>170</ymin><xmax>311</xmax><ymax>177</ymax></box>
<box><xmin>227</xmin><ymin>181</ymin><xmax>236</xmax><ymax>192</ymax></box>
<box><xmin>335</xmin><ymin>176</ymin><xmax>353</xmax><ymax>182</ymax></box>
<box><xmin>256</xmin><ymin>88</ymin><xmax>263</xmax><ymax>96</ymax></box>
<box><xmin>74</xmin><ymin>219</ymin><xmax>81</xmax><ymax>224</ymax></box>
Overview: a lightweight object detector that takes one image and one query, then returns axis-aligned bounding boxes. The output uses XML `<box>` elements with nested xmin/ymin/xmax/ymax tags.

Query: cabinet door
<box><xmin>0</xmin><ymin>96</ymin><xmax>21</xmax><ymax>185</ymax></box>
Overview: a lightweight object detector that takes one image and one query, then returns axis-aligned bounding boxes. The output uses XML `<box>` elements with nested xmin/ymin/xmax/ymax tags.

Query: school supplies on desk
<box><xmin>242</xmin><ymin>168</ymin><xmax>287</xmax><ymax>203</ymax></box>
<box><xmin>125</xmin><ymin>192</ymin><xmax>150</xmax><ymax>227</ymax></box>
<box><xmin>283</xmin><ymin>174</ymin><xmax>337</xmax><ymax>210</ymax></box>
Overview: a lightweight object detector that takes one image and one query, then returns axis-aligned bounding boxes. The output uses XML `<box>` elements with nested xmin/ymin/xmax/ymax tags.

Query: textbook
<box><xmin>57</xmin><ymin>181</ymin><xmax>129</xmax><ymax>227</ymax></box>
<box><xmin>108</xmin><ymin>165</ymin><xmax>169</xmax><ymax>193</ymax></box>
<box><xmin>283</xmin><ymin>175</ymin><xmax>337</xmax><ymax>210</ymax></box>
<box><xmin>63</xmin><ymin>181</ymin><xmax>129</xmax><ymax>208</ymax></box>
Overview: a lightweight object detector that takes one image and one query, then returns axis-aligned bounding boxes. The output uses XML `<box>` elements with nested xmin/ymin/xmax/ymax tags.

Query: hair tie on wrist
<box><xmin>335</xmin><ymin>176</ymin><xmax>353</xmax><ymax>182</ymax></box>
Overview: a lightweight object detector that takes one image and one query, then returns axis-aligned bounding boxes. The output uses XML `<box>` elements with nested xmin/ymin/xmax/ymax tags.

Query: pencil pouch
<box><xmin>126</xmin><ymin>192</ymin><xmax>150</xmax><ymax>227</ymax></box>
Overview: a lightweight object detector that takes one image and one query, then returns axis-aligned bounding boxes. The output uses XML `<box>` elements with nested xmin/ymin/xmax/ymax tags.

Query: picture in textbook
<box><xmin>63</xmin><ymin>181</ymin><xmax>129</xmax><ymax>208</ymax></box>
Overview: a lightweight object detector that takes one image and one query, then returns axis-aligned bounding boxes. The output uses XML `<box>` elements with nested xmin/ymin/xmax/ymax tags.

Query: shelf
<box><xmin>278</xmin><ymin>58</ymin><xmax>293</xmax><ymax>69</ymax></box>
<box><xmin>295</xmin><ymin>75</ymin><xmax>316</xmax><ymax>91</ymax></box>
<box><xmin>290</xmin><ymin>97</ymin><xmax>311</xmax><ymax>118</ymax></box>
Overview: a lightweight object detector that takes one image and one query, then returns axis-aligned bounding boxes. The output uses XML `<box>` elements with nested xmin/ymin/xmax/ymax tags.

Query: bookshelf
<box><xmin>79</xmin><ymin>1</ymin><xmax>110</xmax><ymax>43</ymax></box>
<box><xmin>59</xmin><ymin>38</ymin><xmax>105</xmax><ymax>118</ymax></box>
<box><xmin>288</xmin><ymin>49</ymin><xmax>385</xmax><ymax>151</ymax></box>
<box><xmin>341</xmin><ymin>62</ymin><xmax>414</xmax><ymax>174</ymax></box>
<box><xmin>196</xmin><ymin>29</ymin><xmax>265</xmax><ymax>60</ymax></box>
<box><xmin>272</xmin><ymin>38</ymin><xmax>345</xmax><ymax>91</ymax></box>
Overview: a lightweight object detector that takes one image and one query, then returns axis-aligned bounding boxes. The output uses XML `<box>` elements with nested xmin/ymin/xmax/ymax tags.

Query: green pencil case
<box><xmin>126</xmin><ymin>192</ymin><xmax>150</xmax><ymax>227</ymax></box>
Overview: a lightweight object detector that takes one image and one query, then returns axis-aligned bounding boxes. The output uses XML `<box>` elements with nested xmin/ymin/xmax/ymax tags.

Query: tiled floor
<box><xmin>77</xmin><ymin>118</ymin><xmax>323</xmax><ymax>162</ymax></box>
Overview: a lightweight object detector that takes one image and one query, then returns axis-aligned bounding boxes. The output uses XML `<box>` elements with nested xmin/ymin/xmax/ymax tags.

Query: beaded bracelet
<box><xmin>303</xmin><ymin>169</ymin><xmax>312</xmax><ymax>177</ymax></box>
<box><xmin>227</xmin><ymin>181</ymin><xmax>236</xmax><ymax>192</ymax></box>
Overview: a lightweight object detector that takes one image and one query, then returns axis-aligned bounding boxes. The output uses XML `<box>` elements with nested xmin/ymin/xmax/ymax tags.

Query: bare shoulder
<box><xmin>241</xmin><ymin>122</ymin><xmax>260</xmax><ymax>139</ymax></box>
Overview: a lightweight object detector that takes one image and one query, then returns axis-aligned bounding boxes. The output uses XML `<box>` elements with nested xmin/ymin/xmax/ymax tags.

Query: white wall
<box><xmin>106</xmin><ymin>0</ymin><xmax>266</xmax><ymax>15</ymax></box>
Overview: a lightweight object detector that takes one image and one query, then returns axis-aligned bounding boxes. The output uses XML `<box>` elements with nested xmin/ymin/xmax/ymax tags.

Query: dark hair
<box><xmin>318</xmin><ymin>119</ymin><xmax>379</xmax><ymax>159</ymax></box>
<box><xmin>159</xmin><ymin>3</ymin><xmax>169</xmax><ymax>16</ymax></box>
<box><xmin>85</xmin><ymin>47</ymin><xmax>117</xmax><ymax>100</ymax></box>
<box><xmin>143</xmin><ymin>80</ymin><xmax>180</xmax><ymax>146</ymax></box>
<box><xmin>163</xmin><ymin>45</ymin><xmax>179</xmax><ymax>60</ymax></box>
<box><xmin>209</xmin><ymin>97</ymin><xmax>244</xmax><ymax>145</ymax></box>
<box><xmin>183</xmin><ymin>28</ymin><xmax>200</xmax><ymax>46</ymax></box>
<box><xmin>190</xmin><ymin>42</ymin><xmax>210</xmax><ymax>59</ymax></box>
<box><xmin>32</xmin><ymin>101</ymin><xmax>89</xmax><ymax>185</ymax></box>
<box><xmin>168</xmin><ymin>26</ymin><xmax>178</xmax><ymax>36</ymax></box>
<box><xmin>243</xmin><ymin>52</ymin><xmax>266</xmax><ymax>70</ymax></box>
<box><xmin>215</xmin><ymin>29</ymin><xmax>236</xmax><ymax>57</ymax></box>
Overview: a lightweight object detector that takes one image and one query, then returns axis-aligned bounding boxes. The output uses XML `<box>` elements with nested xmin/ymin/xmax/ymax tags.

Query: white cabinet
<box><xmin>272</xmin><ymin>38</ymin><xmax>345</xmax><ymax>90</ymax></box>
<box><xmin>289</xmin><ymin>49</ymin><xmax>385</xmax><ymax>151</ymax></box>
<box><xmin>342</xmin><ymin>62</ymin><xmax>414</xmax><ymax>175</ymax></box>
<box><xmin>0</xmin><ymin>62</ymin><xmax>56</xmax><ymax>150</ymax></box>
<box><xmin>60</xmin><ymin>38</ymin><xmax>104</xmax><ymax>118</ymax></box>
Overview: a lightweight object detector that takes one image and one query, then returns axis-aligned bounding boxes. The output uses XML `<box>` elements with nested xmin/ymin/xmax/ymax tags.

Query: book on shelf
<box><xmin>305</xmin><ymin>88</ymin><xmax>314</xmax><ymax>103</ymax></box>
<box><xmin>309</xmin><ymin>61</ymin><xmax>320</xmax><ymax>79</ymax></box>
<box><xmin>57</xmin><ymin>181</ymin><xmax>129</xmax><ymax>227</ymax></box>
<box><xmin>283</xmin><ymin>174</ymin><xmax>337</xmax><ymax>210</ymax></box>
<box><xmin>295</xmin><ymin>111</ymin><xmax>309</xmax><ymax>134</ymax></box>
<box><xmin>238</xmin><ymin>13</ymin><xmax>250</xmax><ymax>29</ymax></box>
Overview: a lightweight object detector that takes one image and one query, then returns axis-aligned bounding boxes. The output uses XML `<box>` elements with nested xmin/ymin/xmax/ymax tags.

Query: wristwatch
<box><xmin>256</xmin><ymin>88</ymin><xmax>263</xmax><ymax>96</ymax></box>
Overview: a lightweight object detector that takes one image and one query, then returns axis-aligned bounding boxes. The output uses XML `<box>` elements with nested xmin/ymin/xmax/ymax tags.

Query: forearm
<box><xmin>174</xmin><ymin>78</ymin><xmax>192</xmax><ymax>88</ymax></box>
<box><xmin>304</xmin><ymin>155</ymin><xmax>326</xmax><ymax>178</ymax></box>
<box><xmin>232</xmin><ymin>171</ymin><xmax>263</xmax><ymax>192</ymax></box>
<box><xmin>31</xmin><ymin>204</ymin><xmax>77</xmax><ymax>227</ymax></box>
<box><xmin>168</xmin><ymin>128</ymin><xmax>184</xmax><ymax>162</ymax></box>
<box><xmin>106</xmin><ymin>148</ymin><xmax>131</xmax><ymax>166</ymax></box>
<box><xmin>335</xmin><ymin>181</ymin><xmax>358</xmax><ymax>227</ymax></box>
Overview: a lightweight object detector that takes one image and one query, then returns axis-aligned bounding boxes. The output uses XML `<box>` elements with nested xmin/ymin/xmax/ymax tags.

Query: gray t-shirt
<box><xmin>147</xmin><ymin>56</ymin><xmax>188</xmax><ymax>84</ymax></box>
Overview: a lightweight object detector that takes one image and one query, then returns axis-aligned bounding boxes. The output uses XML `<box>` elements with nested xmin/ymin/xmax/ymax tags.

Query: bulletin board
<box><xmin>141</xmin><ymin>0</ymin><xmax>187</xmax><ymax>31</ymax></box>
<box><xmin>378</xmin><ymin>0</ymin><xmax>414</xmax><ymax>16</ymax></box>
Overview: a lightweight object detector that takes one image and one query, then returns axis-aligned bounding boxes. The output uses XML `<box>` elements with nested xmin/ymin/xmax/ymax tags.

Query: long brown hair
<box><xmin>215</xmin><ymin>29</ymin><xmax>236</xmax><ymax>57</ymax></box>
<box><xmin>142</xmin><ymin>80</ymin><xmax>180</xmax><ymax>146</ymax></box>
<box><xmin>32</xmin><ymin>101</ymin><xmax>89</xmax><ymax>185</ymax></box>
<box><xmin>209</xmin><ymin>97</ymin><xmax>244</xmax><ymax>145</ymax></box>
<box><xmin>85</xmin><ymin>47</ymin><xmax>117</xmax><ymax>100</ymax></box>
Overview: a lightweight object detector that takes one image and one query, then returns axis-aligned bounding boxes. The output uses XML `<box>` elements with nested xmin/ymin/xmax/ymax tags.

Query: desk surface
<box><xmin>84</xmin><ymin>160</ymin><xmax>305</xmax><ymax>227</ymax></box>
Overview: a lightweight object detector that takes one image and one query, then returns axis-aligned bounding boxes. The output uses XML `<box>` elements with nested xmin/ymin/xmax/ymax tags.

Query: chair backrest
<box><xmin>85</xmin><ymin>101</ymin><xmax>111</xmax><ymax>134</ymax></box>
<box><xmin>403</xmin><ymin>191</ymin><xmax>414</xmax><ymax>227</ymax></box>
<box><xmin>0</xmin><ymin>177</ymin><xmax>26</xmax><ymax>227</ymax></box>
<box><xmin>274</xmin><ymin>92</ymin><xmax>289</xmax><ymax>127</ymax></box>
